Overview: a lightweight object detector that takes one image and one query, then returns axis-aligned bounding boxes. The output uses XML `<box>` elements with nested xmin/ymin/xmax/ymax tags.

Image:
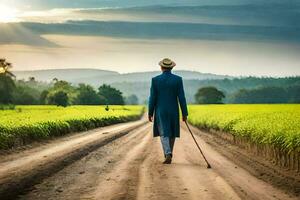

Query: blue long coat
<box><xmin>148</xmin><ymin>71</ymin><xmax>188</xmax><ymax>138</ymax></box>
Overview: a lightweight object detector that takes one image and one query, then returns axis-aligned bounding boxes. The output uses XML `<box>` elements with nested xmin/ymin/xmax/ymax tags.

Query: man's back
<box><xmin>148</xmin><ymin>70</ymin><xmax>188</xmax><ymax>138</ymax></box>
<box><xmin>152</xmin><ymin>71</ymin><xmax>182</xmax><ymax>111</ymax></box>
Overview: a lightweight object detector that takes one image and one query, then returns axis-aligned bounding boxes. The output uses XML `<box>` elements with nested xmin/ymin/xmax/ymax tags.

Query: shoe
<box><xmin>163</xmin><ymin>154</ymin><xmax>172</xmax><ymax>164</ymax></box>
<box><xmin>164</xmin><ymin>153</ymin><xmax>173</xmax><ymax>158</ymax></box>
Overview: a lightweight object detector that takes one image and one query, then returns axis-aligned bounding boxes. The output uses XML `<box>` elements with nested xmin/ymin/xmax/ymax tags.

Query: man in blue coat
<box><xmin>148</xmin><ymin>58</ymin><xmax>188</xmax><ymax>164</ymax></box>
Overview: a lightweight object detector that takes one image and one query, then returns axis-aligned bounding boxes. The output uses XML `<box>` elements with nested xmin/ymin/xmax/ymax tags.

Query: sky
<box><xmin>0</xmin><ymin>0</ymin><xmax>300</xmax><ymax>76</ymax></box>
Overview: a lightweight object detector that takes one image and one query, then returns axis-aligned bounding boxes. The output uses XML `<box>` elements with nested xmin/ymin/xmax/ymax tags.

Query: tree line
<box><xmin>230</xmin><ymin>85</ymin><xmax>300</xmax><ymax>104</ymax></box>
<box><xmin>108</xmin><ymin>76</ymin><xmax>300</xmax><ymax>104</ymax></box>
<box><xmin>0</xmin><ymin>59</ymin><xmax>139</xmax><ymax>107</ymax></box>
<box><xmin>194</xmin><ymin>85</ymin><xmax>300</xmax><ymax>104</ymax></box>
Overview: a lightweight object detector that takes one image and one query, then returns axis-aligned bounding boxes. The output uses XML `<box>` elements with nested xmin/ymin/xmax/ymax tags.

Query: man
<box><xmin>148</xmin><ymin>58</ymin><xmax>188</xmax><ymax>164</ymax></box>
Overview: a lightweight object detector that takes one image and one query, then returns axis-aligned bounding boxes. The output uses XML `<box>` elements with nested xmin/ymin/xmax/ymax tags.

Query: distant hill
<box><xmin>14</xmin><ymin>69</ymin><xmax>119</xmax><ymax>83</ymax></box>
<box><xmin>14</xmin><ymin>68</ymin><xmax>232</xmax><ymax>85</ymax></box>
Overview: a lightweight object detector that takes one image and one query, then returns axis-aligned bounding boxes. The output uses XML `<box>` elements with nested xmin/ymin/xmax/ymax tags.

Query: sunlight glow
<box><xmin>0</xmin><ymin>5</ymin><xmax>18</xmax><ymax>22</ymax></box>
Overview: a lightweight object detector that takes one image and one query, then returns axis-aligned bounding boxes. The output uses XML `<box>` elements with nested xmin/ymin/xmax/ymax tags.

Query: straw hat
<box><xmin>159</xmin><ymin>58</ymin><xmax>176</xmax><ymax>68</ymax></box>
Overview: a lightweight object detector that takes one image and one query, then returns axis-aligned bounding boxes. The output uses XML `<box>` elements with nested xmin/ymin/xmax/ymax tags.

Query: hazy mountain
<box><xmin>72</xmin><ymin>70</ymin><xmax>232</xmax><ymax>86</ymax></box>
<box><xmin>14</xmin><ymin>69</ymin><xmax>119</xmax><ymax>82</ymax></box>
<box><xmin>14</xmin><ymin>68</ymin><xmax>232</xmax><ymax>84</ymax></box>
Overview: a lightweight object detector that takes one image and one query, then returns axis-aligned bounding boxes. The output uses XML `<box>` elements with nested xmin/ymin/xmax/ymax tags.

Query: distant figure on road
<box><xmin>148</xmin><ymin>58</ymin><xmax>188</xmax><ymax>164</ymax></box>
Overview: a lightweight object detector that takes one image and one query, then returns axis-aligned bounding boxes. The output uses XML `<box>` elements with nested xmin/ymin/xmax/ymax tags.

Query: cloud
<box><xmin>0</xmin><ymin>23</ymin><xmax>58</xmax><ymax>47</ymax></box>
<box><xmin>5</xmin><ymin>0</ymin><xmax>299</xmax><ymax>10</ymax></box>
<box><xmin>18</xmin><ymin>20</ymin><xmax>300</xmax><ymax>43</ymax></box>
<box><xmin>17</xmin><ymin>4</ymin><xmax>300</xmax><ymax>27</ymax></box>
<box><xmin>2</xmin><ymin>3</ymin><xmax>300</xmax><ymax>46</ymax></box>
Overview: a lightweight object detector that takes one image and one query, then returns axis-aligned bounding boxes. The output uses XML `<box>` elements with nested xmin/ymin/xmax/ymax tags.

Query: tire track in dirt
<box><xmin>17</xmin><ymin>124</ymin><xmax>151</xmax><ymax>200</ymax></box>
<box><xmin>13</xmin><ymin>122</ymin><xmax>300</xmax><ymax>200</ymax></box>
<box><xmin>136</xmin><ymin>128</ymin><xmax>241</xmax><ymax>200</ymax></box>
<box><xmin>91</xmin><ymin>124</ymin><xmax>299</xmax><ymax>200</ymax></box>
<box><xmin>92</xmin><ymin>126</ymin><xmax>153</xmax><ymax>200</ymax></box>
<box><xmin>0</xmin><ymin>119</ymin><xmax>146</xmax><ymax>200</ymax></box>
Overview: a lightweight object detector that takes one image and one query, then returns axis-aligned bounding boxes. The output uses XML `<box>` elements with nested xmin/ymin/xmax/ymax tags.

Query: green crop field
<box><xmin>188</xmin><ymin>104</ymin><xmax>300</xmax><ymax>152</ymax></box>
<box><xmin>0</xmin><ymin>105</ymin><xmax>144</xmax><ymax>149</ymax></box>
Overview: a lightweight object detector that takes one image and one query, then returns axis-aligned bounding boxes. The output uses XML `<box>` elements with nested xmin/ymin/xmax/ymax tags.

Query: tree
<box><xmin>46</xmin><ymin>80</ymin><xmax>77</xmax><ymax>105</ymax></box>
<box><xmin>28</xmin><ymin>77</ymin><xmax>36</xmax><ymax>82</ymax></box>
<box><xmin>12</xmin><ymin>85</ymin><xmax>40</xmax><ymax>105</ymax></box>
<box><xmin>125</xmin><ymin>94</ymin><xmax>139</xmax><ymax>105</ymax></box>
<box><xmin>98</xmin><ymin>84</ymin><xmax>124</xmax><ymax>105</ymax></box>
<box><xmin>52</xmin><ymin>91</ymin><xmax>69</xmax><ymax>107</ymax></box>
<box><xmin>40</xmin><ymin>90</ymin><xmax>49</xmax><ymax>104</ymax></box>
<box><xmin>53</xmin><ymin>80</ymin><xmax>73</xmax><ymax>91</ymax></box>
<box><xmin>287</xmin><ymin>85</ymin><xmax>300</xmax><ymax>103</ymax></box>
<box><xmin>195</xmin><ymin>86</ymin><xmax>225</xmax><ymax>104</ymax></box>
<box><xmin>0</xmin><ymin>74</ymin><xmax>16</xmax><ymax>104</ymax></box>
<box><xmin>231</xmin><ymin>86</ymin><xmax>293</xmax><ymax>104</ymax></box>
<box><xmin>75</xmin><ymin>84</ymin><xmax>105</xmax><ymax>105</ymax></box>
<box><xmin>0</xmin><ymin>58</ymin><xmax>15</xmax><ymax>78</ymax></box>
<box><xmin>0</xmin><ymin>59</ymin><xmax>16</xmax><ymax>104</ymax></box>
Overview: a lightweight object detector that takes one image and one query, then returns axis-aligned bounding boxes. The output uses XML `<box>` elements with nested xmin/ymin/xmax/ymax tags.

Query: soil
<box><xmin>185</xmin><ymin>125</ymin><xmax>300</xmax><ymax>197</ymax></box>
<box><xmin>0</xmin><ymin>120</ymin><xmax>299</xmax><ymax>200</ymax></box>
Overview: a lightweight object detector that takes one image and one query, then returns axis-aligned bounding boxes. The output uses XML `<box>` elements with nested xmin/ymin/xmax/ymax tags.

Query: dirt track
<box><xmin>1</xmin><ymin>120</ymin><xmax>299</xmax><ymax>200</ymax></box>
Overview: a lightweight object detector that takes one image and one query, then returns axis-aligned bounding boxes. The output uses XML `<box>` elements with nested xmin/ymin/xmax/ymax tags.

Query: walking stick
<box><xmin>185</xmin><ymin>121</ymin><xmax>211</xmax><ymax>169</ymax></box>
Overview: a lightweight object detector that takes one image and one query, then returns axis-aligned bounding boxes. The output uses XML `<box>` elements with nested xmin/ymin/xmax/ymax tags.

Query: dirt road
<box><xmin>1</xmin><ymin>121</ymin><xmax>299</xmax><ymax>200</ymax></box>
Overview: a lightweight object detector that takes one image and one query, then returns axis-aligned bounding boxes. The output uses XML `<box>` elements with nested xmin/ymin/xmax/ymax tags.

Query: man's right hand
<box><xmin>182</xmin><ymin>116</ymin><xmax>187</xmax><ymax>122</ymax></box>
<box><xmin>148</xmin><ymin>115</ymin><xmax>153</xmax><ymax>122</ymax></box>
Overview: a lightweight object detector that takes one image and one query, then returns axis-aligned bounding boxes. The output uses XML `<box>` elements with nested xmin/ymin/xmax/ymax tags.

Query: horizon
<box><xmin>12</xmin><ymin>67</ymin><xmax>300</xmax><ymax>78</ymax></box>
<box><xmin>1</xmin><ymin>1</ymin><xmax>300</xmax><ymax>76</ymax></box>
